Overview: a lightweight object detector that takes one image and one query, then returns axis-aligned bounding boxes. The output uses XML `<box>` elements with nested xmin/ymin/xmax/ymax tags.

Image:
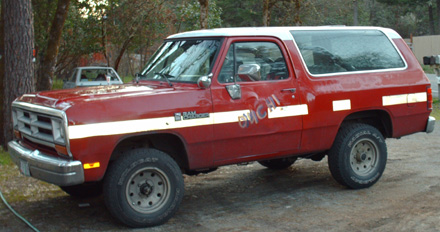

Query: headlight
<box><xmin>51</xmin><ymin>118</ymin><xmax>66</xmax><ymax>144</ymax></box>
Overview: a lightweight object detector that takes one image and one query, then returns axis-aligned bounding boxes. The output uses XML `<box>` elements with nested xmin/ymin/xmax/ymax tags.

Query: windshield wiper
<box><xmin>154</xmin><ymin>72</ymin><xmax>174</xmax><ymax>87</ymax></box>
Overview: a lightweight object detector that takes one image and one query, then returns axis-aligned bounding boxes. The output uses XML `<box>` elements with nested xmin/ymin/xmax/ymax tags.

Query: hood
<box><xmin>16</xmin><ymin>83</ymin><xmax>178</xmax><ymax>111</ymax></box>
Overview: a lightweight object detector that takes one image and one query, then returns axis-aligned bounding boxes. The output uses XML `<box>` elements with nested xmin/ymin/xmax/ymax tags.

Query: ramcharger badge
<box><xmin>175</xmin><ymin>111</ymin><xmax>210</xmax><ymax>121</ymax></box>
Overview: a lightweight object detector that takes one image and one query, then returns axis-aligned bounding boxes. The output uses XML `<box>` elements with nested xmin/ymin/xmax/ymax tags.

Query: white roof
<box><xmin>76</xmin><ymin>66</ymin><xmax>114</xmax><ymax>70</ymax></box>
<box><xmin>167</xmin><ymin>26</ymin><xmax>402</xmax><ymax>40</ymax></box>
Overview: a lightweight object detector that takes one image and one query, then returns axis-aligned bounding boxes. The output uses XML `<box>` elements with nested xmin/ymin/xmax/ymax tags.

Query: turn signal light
<box><xmin>84</xmin><ymin>162</ymin><xmax>100</xmax><ymax>169</ymax></box>
<box><xmin>55</xmin><ymin>144</ymin><xmax>68</xmax><ymax>156</ymax></box>
<box><xmin>13</xmin><ymin>130</ymin><xmax>21</xmax><ymax>139</ymax></box>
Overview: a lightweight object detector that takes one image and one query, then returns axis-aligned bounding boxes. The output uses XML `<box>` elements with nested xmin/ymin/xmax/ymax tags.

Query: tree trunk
<box><xmin>102</xmin><ymin>15</ymin><xmax>110</xmax><ymax>66</ymax></box>
<box><xmin>429</xmin><ymin>4</ymin><xmax>435</xmax><ymax>35</ymax></box>
<box><xmin>263</xmin><ymin>0</ymin><xmax>270</xmax><ymax>26</ymax></box>
<box><xmin>36</xmin><ymin>0</ymin><xmax>70</xmax><ymax>91</ymax></box>
<box><xmin>437</xmin><ymin>0</ymin><xmax>440</xmax><ymax>34</ymax></box>
<box><xmin>353</xmin><ymin>0</ymin><xmax>359</xmax><ymax>26</ymax></box>
<box><xmin>263</xmin><ymin>0</ymin><xmax>277</xmax><ymax>26</ymax></box>
<box><xmin>293</xmin><ymin>0</ymin><xmax>302</xmax><ymax>26</ymax></box>
<box><xmin>198</xmin><ymin>0</ymin><xmax>209</xmax><ymax>29</ymax></box>
<box><xmin>114</xmin><ymin>35</ymin><xmax>134</xmax><ymax>72</ymax></box>
<box><xmin>3</xmin><ymin>0</ymin><xmax>35</xmax><ymax>147</ymax></box>
<box><xmin>0</xmin><ymin>2</ymin><xmax>5</xmax><ymax>147</ymax></box>
<box><xmin>369</xmin><ymin>0</ymin><xmax>377</xmax><ymax>25</ymax></box>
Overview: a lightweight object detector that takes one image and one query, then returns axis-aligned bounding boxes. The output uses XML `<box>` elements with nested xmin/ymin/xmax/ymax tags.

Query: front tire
<box><xmin>103</xmin><ymin>148</ymin><xmax>184</xmax><ymax>227</ymax></box>
<box><xmin>328</xmin><ymin>123</ymin><xmax>387</xmax><ymax>189</ymax></box>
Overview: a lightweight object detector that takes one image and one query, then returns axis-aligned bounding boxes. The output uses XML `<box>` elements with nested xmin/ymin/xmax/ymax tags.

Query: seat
<box><xmin>95</xmin><ymin>74</ymin><xmax>106</xmax><ymax>81</ymax></box>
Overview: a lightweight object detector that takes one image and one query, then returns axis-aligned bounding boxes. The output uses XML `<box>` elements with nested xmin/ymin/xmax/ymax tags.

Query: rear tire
<box><xmin>103</xmin><ymin>148</ymin><xmax>184</xmax><ymax>227</ymax></box>
<box><xmin>328</xmin><ymin>123</ymin><xmax>387</xmax><ymax>189</ymax></box>
<box><xmin>258</xmin><ymin>157</ymin><xmax>297</xmax><ymax>170</ymax></box>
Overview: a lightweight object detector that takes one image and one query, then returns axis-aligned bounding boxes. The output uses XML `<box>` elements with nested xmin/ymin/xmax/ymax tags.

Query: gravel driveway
<box><xmin>1</xmin><ymin>124</ymin><xmax>439</xmax><ymax>232</ymax></box>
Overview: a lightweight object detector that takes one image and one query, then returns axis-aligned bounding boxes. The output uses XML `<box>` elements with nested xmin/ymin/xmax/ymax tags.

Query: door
<box><xmin>210</xmin><ymin>37</ymin><xmax>306</xmax><ymax>164</ymax></box>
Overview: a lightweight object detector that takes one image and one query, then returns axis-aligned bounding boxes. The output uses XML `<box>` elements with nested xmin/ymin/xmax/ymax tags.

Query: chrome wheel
<box><xmin>349</xmin><ymin>138</ymin><xmax>379</xmax><ymax>176</ymax></box>
<box><xmin>126</xmin><ymin>167</ymin><xmax>171</xmax><ymax>214</ymax></box>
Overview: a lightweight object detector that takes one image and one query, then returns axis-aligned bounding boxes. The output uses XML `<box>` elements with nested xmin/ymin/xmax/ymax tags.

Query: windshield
<box><xmin>140</xmin><ymin>39</ymin><xmax>221</xmax><ymax>83</ymax></box>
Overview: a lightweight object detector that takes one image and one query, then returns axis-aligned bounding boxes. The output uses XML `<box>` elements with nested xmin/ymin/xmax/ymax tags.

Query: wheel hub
<box><xmin>140</xmin><ymin>182</ymin><xmax>153</xmax><ymax>197</ymax></box>
<box><xmin>350</xmin><ymin>139</ymin><xmax>379</xmax><ymax>176</ymax></box>
<box><xmin>356</xmin><ymin>152</ymin><xmax>367</xmax><ymax>162</ymax></box>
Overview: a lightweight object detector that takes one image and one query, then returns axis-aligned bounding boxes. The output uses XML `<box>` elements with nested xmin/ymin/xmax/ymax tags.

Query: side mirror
<box><xmin>225</xmin><ymin>84</ymin><xmax>241</xmax><ymax>100</ymax></box>
<box><xmin>197</xmin><ymin>73</ymin><xmax>212</xmax><ymax>89</ymax></box>
<box><xmin>237</xmin><ymin>64</ymin><xmax>261</xmax><ymax>81</ymax></box>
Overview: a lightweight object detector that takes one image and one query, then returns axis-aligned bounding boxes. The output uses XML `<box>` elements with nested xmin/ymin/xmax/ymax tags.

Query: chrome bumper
<box><xmin>426</xmin><ymin>116</ymin><xmax>436</xmax><ymax>133</ymax></box>
<box><xmin>8</xmin><ymin>140</ymin><xmax>84</xmax><ymax>186</ymax></box>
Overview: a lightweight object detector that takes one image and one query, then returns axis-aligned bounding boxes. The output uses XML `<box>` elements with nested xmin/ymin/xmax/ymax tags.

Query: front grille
<box><xmin>13</xmin><ymin>107</ymin><xmax>66</xmax><ymax>146</ymax></box>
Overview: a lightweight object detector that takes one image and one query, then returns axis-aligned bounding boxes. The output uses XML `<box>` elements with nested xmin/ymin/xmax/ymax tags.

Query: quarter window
<box><xmin>291</xmin><ymin>30</ymin><xmax>406</xmax><ymax>75</ymax></box>
<box><xmin>218</xmin><ymin>42</ymin><xmax>289</xmax><ymax>83</ymax></box>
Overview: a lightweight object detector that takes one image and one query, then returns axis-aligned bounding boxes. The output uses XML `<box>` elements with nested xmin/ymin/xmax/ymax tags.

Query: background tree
<box><xmin>2</xmin><ymin>0</ymin><xmax>34</xmax><ymax>147</ymax></box>
<box><xmin>178</xmin><ymin>0</ymin><xmax>222</xmax><ymax>31</ymax></box>
<box><xmin>0</xmin><ymin>2</ymin><xmax>4</xmax><ymax>146</ymax></box>
<box><xmin>437</xmin><ymin>0</ymin><xmax>440</xmax><ymax>33</ymax></box>
<box><xmin>198</xmin><ymin>0</ymin><xmax>209</xmax><ymax>29</ymax></box>
<box><xmin>272</xmin><ymin>0</ymin><xmax>303</xmax><ymax>26</ymax></box>
<box><xmin>263</xmin><ymin>0</ymin><xmax>277</xmax><ymax>26</ymax></box>
<box><xmin>217</xmin><ymin>0</ymin><xmax>260</xmax><ymax>27</ymax></box>
<box><xmin>55</xmin><ymin>1</ymin><xmax>104</xmax><ymax>79</ymax></box>
<box><xmin>104</xmin><ymin>0</ymin><xmax>168</xmax><ymax>71</ymax></box>
<box><xmin>35</xmin><ymin>0</ymin><xmax>70</xmax><ymax>91</ymax></box>
<box><xmin>354</xmin><ymin>0</ymin><xmax>359</xmax><ymax>25</ymax></box>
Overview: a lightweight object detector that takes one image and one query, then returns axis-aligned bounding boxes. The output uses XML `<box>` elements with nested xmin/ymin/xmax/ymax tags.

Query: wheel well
<box><xmin>342</xmin><ymin>110</ymin><xmax>392</xmax><ymax>138</ymax></box>
<box><xmin>109</xmin><ymin>133</ymin><xmax>189</xmax><ymax>172</ymax></box>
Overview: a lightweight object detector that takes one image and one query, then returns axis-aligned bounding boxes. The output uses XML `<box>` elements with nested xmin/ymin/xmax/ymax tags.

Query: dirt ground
<box><xmin>1</xmin><ymin>124</ymin><xmax>440</xmax><ymax>232</ymax></box>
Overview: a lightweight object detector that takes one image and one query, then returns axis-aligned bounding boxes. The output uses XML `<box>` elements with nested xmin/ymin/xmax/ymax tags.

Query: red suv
<box><xmin>8</xmin><ymin>26</ymin><xmax>435</xmax><ymax>227</ymax></box>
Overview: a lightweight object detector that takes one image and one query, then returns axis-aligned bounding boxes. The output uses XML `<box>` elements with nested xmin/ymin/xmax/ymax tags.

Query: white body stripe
<box><xmin>69</xmin><ymin>111</ymin><xmax>247</xmax><ymax>139</ymax></box>
<box><xmin>333</xmin><ymin>99</ymin><xmax>351</xmax><ymax>111</ymax></box>
<box><xmin>68</xmin><ymin>116</ymin><xmax>207</xmax><ymax>139</ymax></box>
<box><xmin>408</xmin><ymin>92</ymin><xmax>427</xmax><ymax>103</ymax></box>
<box><xmin>268</xmin><ymin>104</ymin><xmax>308</xmax><ymax>119</ymax></box>
<box><xmin>383</xmin><ymin>92</ymin><xmax>427</xmax><ymax>106</ymax></box>
<box><xmin>69</xmin><ymin>106</ymin><xmax>307</xmax><ymax>139</ymax></box>
<box><xmin>213</xmin><ymin>110</ymin><xmax>250</xmax><ymax>124</ymax></box>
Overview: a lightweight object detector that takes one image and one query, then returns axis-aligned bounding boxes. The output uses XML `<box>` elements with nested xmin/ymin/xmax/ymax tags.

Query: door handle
<box><xmin>281</xmin><ymin>88</ymin><xmax>296</xmax><ymax>93</ymax></box>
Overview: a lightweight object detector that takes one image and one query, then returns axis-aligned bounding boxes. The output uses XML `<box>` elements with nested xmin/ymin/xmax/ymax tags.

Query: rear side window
<box><xmin>291</xmin><ymin>30</ymin><xmax>406</xmax><ymax>75</ymax></box>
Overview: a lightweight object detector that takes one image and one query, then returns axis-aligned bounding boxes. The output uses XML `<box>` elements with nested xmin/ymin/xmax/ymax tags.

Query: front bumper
<box><xmin>8</xmin><ymin>140</ymin><xmax>84</xmax><ymax>186</ymax></box>
<box><xmin>426</xmin><ymin>116</ymin><xmax>436</xmax><ymax>133</ymax></box>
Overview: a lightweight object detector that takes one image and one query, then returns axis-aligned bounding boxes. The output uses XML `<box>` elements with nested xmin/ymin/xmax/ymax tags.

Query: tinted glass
<box><xmin>140</xmin><ymin>39</ymin><xmax>221</xmax><ymax>83</ymax></box>
<box><xmin>218</xmin><ymin>42</ymin><xmax>289</xmax><ymax>83</ymax></box>
<box><xmin>291</xmin><ymin>30</ymin><xmax>406</xmax><ymax>75</ymax></box>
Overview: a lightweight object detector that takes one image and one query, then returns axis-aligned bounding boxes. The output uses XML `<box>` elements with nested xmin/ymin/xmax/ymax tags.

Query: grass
<box><xmin>52</xmin><ymin>78</ymin><xmax>64</xmax><ymax>90</ymax></box>
<box><xmin>0</xmin><ymin>146</ymin><xmax>12</xmax><ymax>166</ymax></box>
<box><xmin>431</xmin><ymin>100</ymin><xmax>440</xmax><ymax>119</ymax></box>
<box><xmin>422</xmin><ymin>65</ymin><xmax>435</xmax><ymax>74</ymax></box>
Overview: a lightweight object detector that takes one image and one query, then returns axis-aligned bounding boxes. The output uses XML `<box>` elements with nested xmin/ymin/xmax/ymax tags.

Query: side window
<box><xmin>291</xmin><ymin>30</ymin><xmax>406</xmax><ymax>75</ymax></box>
<box><xmin>218</xmin><ymin>41</ymin><xmax>289</xmax><ymax>83</ymax></box>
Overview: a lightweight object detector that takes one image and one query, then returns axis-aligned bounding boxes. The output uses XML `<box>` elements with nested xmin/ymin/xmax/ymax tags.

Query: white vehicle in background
<box><xmin>63</xmin><ymin>66</ymin><xmax>123</xmax><ymax>89</ymax></box>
